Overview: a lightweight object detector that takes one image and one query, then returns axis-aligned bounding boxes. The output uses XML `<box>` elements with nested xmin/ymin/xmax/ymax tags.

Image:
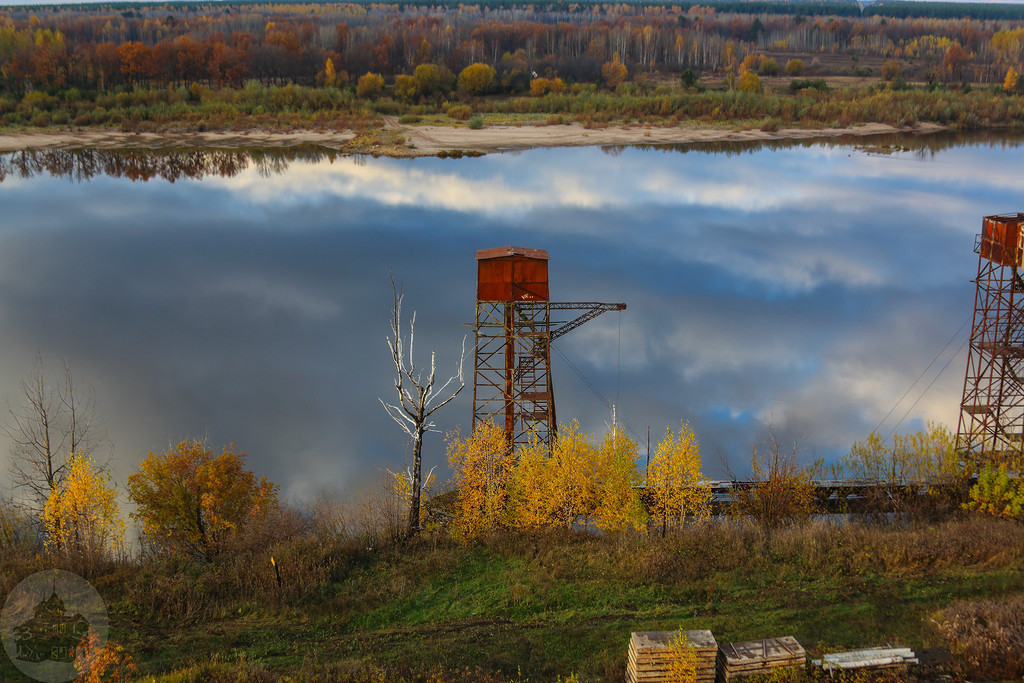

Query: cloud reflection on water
<box><xmin>0</xmin><ymin>135</ymin><xmax>1020</xmax><ymax>501</ymax></box>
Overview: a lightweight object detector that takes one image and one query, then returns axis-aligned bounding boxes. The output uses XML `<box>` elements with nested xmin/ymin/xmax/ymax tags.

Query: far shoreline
<box><xmin>0</xmin><ymin>120</ymin><xmax>949</xmax><ymax>157</ymax></box>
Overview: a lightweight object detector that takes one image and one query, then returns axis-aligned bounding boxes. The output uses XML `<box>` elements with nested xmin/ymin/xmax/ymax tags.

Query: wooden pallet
<box><xmin>626</xmin><ymin>630</ymin><xmax>718</xmax><ymax>683</ymax></box>
<box><xmin>717</xmin><ymin>636</ymin><xmax>806</xmax><ymax>681</ymax></box>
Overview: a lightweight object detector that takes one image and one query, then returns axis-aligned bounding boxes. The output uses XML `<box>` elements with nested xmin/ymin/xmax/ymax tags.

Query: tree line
<box><xmin>5</xmin><ymin>0</ymin><xmax>1024</xmax><ymax>96</ymax></box>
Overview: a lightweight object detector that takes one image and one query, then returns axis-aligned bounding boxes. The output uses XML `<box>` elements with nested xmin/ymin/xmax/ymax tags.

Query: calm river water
<box><xmin>0</xmin><ymin>132</ymin><xmax>1020</xmax><ymax>499</ymax></box>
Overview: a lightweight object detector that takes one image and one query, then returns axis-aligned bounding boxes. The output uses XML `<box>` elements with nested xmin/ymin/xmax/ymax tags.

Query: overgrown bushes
<box><xmin>4</xmin><ymin>79</ymin><xmax>1024</xmax><ymax>133</ymax></box>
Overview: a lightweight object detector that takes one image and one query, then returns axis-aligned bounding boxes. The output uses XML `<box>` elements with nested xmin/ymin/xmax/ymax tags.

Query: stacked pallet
<box><xmin>626</xmin><ymin>630</ymin><xmax>718</xmax><ymax>683</ymax></box>
<box><xmin>717</xmin><ymin>636</ymin><xmax>806</xmax><ymax>681</ymax></box>
<box><xmin>812</xmin><ymin>647</ymin><xmax>918</xmax><ymax>672</ymax></box>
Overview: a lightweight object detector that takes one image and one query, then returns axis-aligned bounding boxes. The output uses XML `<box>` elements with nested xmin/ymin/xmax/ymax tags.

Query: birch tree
<box><xmin>380</xmin><ymin>278</ymin><xmax>464</xmax><ymax>537</ymax></box>
<box><xmin>4</xmin><ymin>355</ymin><xmax>105</xmax><ymax>512</ymax></box>
<box><xmin>648</xmin><ymin>421</ymin><xmax>711</xmax><ymax>534</ymax></box>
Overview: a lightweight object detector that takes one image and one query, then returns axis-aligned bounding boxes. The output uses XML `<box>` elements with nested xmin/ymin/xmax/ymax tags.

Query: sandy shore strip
<box><xmin>402</xmin><ymin>121</ymin><xmax>944</xmax><ymax>154</ymax></box>
<box><xmin>0</xmin><ymin>122</ymin><xmax>945</xmax><ymax>156</ymax></box>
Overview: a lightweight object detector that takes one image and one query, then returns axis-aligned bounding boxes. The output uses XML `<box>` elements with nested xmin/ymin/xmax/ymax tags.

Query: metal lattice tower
<box><xmin>473</xmin><ymin>246</ymin><xmax>625</xmax><ymax>452</ymax></box>
<box><xmin>958</xmin><ymin>213</ymin><xmax>1024</xmax><ymax>462</ymax></box>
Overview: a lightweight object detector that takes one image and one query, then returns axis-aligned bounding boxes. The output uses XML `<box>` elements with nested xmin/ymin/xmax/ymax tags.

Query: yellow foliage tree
<box><xmin>881</xmin><ymin>59</ymin><xmax>901</xmax><ymax>81</ymax></box>
<box><xmin>737</xmin><ymin>70</ymin><xmax>762</xmax><ymax>93</ymax></box>
<box><xmin>1004</xmin><ymin>65</ymin><xmax>1019</xmax><ymax>92</ymax></box>
<box><xmin>127</xmin><ymin>440</ymin><xmax>279</xmax><ymax>560</ymax></box>
<box><xmin>592</xmin><ymin>429</ymin><xmax>646</xmax><ymax>533</ymax></box>
<box><xmin>321</xmin><ymin>57</ymin><xmax>338</xmax><ymax>87</ymax></box>
<box><xmin>666</xmin><ymin>629</ymin><xmax>699</xmax><ymax>683</ymax></box>
<box><xmin>356</xmin><ymin>71</ymin><xmax>384</xmax><ymax>98</ymax></box>
<box><xmin>447</xmin><ymin>420</ymin><xmax>515</xmax><ymax>540</ymax></box>
<box><xmin>530</xmin><ymin>76</ymin><xmax>551</xmax><ymax>96</ymax></box>
<box><xmin>413</xmin><ymin>63</ymin><xmax>442</xmax><ymax>95</ymax></box>
<box><xmin>394</xmin><ymin>74</ymin><xmax>417</xmax><ymax>100</ymax></box>
<box><xmin>964</xmin><ymin>462</ymin><xmax>1024</xmax><ymax>519</ymax></box>
<box><xmin>843</xmin><ymin>422</ymin><xmax>967</xmax><ymax>516</ymax></box>
<box><xmin>601</xmin><ymin>53</ymin><xmax>628</xmax><ymax>88</ymax></box>
<box><xmin>647</xmin><ymin>422</ymin><xmax>711</xmax><ymax>534</ymax></box>
<box><xmin>457</xmin><ymin>62</ymin><xmax>496</xmax><ymax>95</ymax></box>
<box><xmin>43</xmin><ymin>454</ymin><xmax>126</xmax><ymax>568</ymax></box>
<box><xmin>508</xmin><ymin>421</ymin><xmax>598</xmax><ymax>529</ymax></box>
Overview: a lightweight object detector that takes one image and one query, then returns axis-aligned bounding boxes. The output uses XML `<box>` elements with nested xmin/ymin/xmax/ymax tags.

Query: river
<box><xmin>0</xmin><ymin>131</ymin><xmax>1019</xmax><ymax>500</ymax></box>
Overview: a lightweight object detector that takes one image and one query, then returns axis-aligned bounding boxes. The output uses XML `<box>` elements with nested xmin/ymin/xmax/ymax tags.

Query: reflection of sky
<box><xmin>0</xmin><ymin>138</ymin><xmax>1018</xmax><ymax>501</ymax></box>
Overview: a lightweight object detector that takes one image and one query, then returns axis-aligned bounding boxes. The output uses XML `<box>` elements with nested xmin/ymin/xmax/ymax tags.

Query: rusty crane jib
<box><xmin>472</xmin><ymin>246</ymin><xmax>625</xmax><ymax>453</ymax></box>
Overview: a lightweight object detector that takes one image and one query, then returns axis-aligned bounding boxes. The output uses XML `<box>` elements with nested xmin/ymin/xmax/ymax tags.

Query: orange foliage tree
<box><xmin>601</xmin><ymin>53</ymin><xmax>628</xmax><ymax>88</ymax></box>
<box><xmin>447</xmin><ymin>420</ymin><xmax>515</xmax><ymax>540</ymax></box>
<box><xmin>74</xmin><ymin>630</ymin><xmax>136</xmax><ymax>683</ymax></box>
<box><xmin>117</xmin><ymin>41</ymin><xmax>155</xmax><ymax>84</ymax></box>
<box><xmin>127</xmin><ymin>440</ymin><xmax>279</xmax><ymax>560</ymax></box>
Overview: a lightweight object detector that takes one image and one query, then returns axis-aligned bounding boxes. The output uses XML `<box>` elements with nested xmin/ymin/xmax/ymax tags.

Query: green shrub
<box><xmin>467</xmin><ymin>114</ymin><xmax>484</xmax><ymax>129</ymax></box>
<box><xmin>759</xmin><ymin>58</ymin><xmax>779</xmax><ymax>76</ymax></box>
<box><xmin>789</xmin><ymin>78</ymin><xmax>829</xmax><ymax>92</ymax></box>
<box><xmin>20</xmin><ymin>91</ymin><xmax>56</xmax><ymax>112</ymax></box>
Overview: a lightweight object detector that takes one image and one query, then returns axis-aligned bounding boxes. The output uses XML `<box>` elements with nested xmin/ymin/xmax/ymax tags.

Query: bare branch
<box><xmin>3</xmin><ymin>354</ymin><xmax>107</xmax><ymax>512</ymax></box>
<box><xmin>380</xmin><ymin>275</ymin><xmax>465</xmax><ymax>536</ymax></box>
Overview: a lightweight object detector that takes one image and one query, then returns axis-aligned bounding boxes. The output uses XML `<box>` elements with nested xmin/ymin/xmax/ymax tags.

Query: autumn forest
<box><xmin>5</xmin><ymin>0</ymin><xmax>1024</xmax><ymax>136</ymax></box>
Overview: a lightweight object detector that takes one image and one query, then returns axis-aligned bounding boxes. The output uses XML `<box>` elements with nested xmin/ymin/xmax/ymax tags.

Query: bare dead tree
<box><xmin>4</xmin><ymin>355</ymin><xmax>106</xmax><ymax>511</ymax></box>
<box><xmin>380</xmin><ymin>278</ymin><xmax>464</xmax><ymax>537</ymax></box>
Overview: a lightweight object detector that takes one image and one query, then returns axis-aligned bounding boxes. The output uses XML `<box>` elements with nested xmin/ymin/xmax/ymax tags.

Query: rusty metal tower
<box><xmin>473</xmin><ymin>246</ymin><xmax>626</xmax><ymax>452</ymax></box>
<box><xmin>958</xmin><ymin>213</ymin><xmax>1024</xmax><ymax>462</ymax></box>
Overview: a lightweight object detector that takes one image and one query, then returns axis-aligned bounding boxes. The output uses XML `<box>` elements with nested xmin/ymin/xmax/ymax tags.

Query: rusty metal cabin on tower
<box><xmin>476</xmin><ymin>246</ymin><xmax>550</xmax><ymax>301</ymax></box>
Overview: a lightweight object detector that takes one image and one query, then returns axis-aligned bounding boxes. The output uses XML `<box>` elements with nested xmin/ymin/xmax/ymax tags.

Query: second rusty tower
<box><xmin>958</xmin><ymin>213</ymin><xmax>1024</xmax><ymax>460</ymax></box>
<box><xmin>473</xmin><ymin>247</ymin><xmax>625</xmax><ymax>451</ymax></box>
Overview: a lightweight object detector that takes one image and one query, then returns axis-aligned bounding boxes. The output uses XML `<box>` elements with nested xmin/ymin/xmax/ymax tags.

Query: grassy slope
<box><xmin>3</xmin><ymin>518</ymin><xmax>1017</xmax><ymax>681</ymax></box>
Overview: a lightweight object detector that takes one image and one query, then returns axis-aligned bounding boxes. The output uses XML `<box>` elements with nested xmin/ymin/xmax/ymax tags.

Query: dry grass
<box><xmin>632</xmin><ymin>516</ymin><xmax>1023</xmax><ymax>585</ymax></box>
<box><xmin>937</xmin><ymin>593</ymin><xmax>1024</xmax><ymax>679</ymax></box>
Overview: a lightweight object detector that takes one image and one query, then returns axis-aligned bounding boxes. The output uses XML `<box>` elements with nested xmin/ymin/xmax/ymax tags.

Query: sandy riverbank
<box><xmin>0</xmin><ymin>121</ymin><xmax>946</xmax><ymax>156</ymax></box>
